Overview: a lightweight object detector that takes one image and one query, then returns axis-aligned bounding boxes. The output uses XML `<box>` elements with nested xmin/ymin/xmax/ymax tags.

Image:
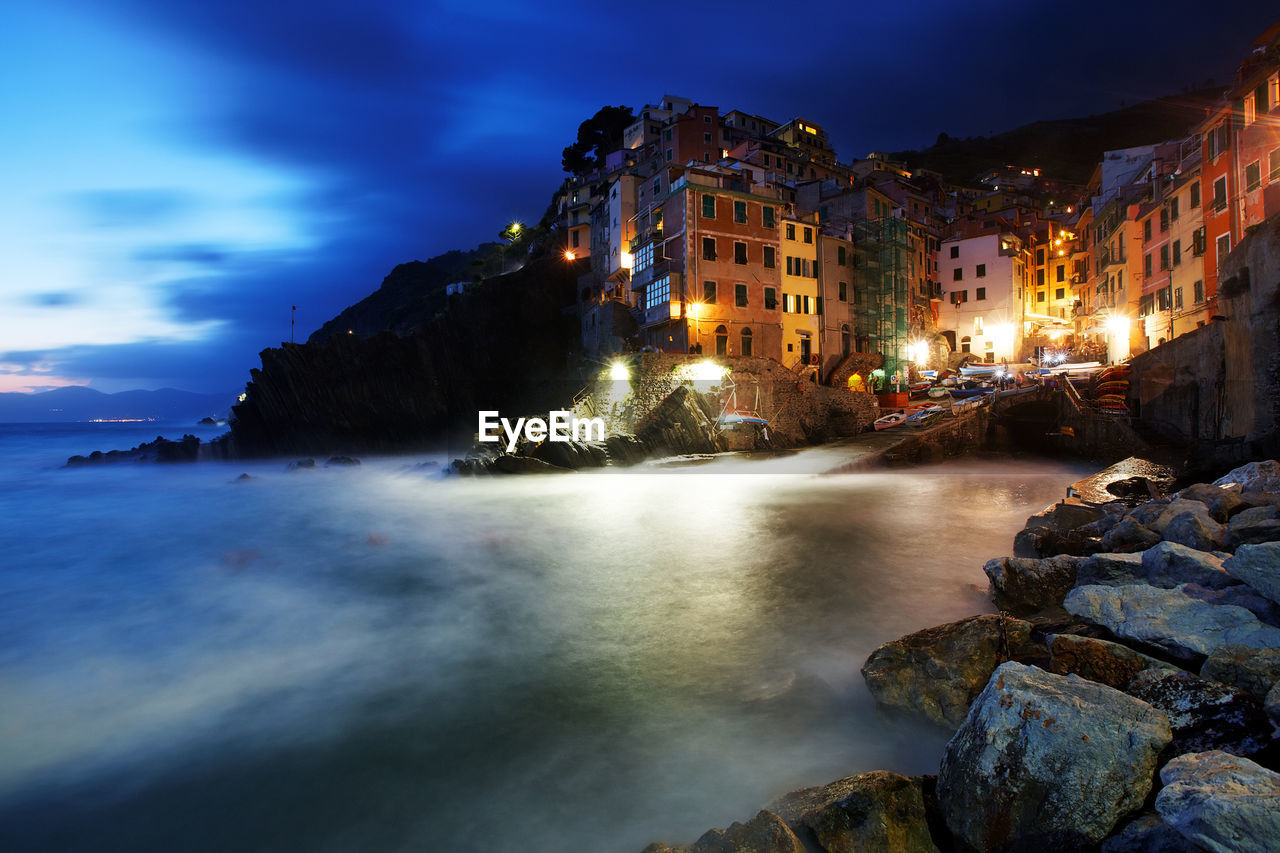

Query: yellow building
<box><xmin>780</xmin><ymin>214</ymin><xmax>821</xmax><ymax>368</ymax></box>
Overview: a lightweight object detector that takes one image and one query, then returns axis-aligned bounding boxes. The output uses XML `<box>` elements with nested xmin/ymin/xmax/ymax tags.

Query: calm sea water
<box><xmin>0</xmin><ymin>423</ymin><xmax>1089</xmax><ymax>852</ymax></box>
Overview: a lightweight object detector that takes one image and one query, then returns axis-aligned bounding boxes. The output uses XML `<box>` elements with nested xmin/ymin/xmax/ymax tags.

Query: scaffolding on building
<box><xmin>852</xmin><ymin>217</ymin><xmax>913</xmax><ymax>383</ymax></box>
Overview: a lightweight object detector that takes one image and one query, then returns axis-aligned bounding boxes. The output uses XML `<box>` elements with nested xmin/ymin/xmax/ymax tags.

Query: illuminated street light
<box><xmin>564</xmin><ymin>250</ymin><xmax>576</xmax><ymax>261</ymax></box>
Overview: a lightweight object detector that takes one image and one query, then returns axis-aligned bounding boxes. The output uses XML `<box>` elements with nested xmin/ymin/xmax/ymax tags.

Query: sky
<box><xmin>1</xmin><ymin>1</ymin><xmax>1276</xmax><ymax>395</ymax></box>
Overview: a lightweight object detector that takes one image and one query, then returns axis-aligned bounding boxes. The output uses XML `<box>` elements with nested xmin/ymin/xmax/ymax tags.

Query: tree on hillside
<box><xmin>562</xmin><ymin>105</ymin><xmax>634</xmax><ymax>175</ymax></box>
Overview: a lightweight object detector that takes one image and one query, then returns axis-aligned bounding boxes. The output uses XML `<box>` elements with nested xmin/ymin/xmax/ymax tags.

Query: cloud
<box><xmin>133</xmin><ymin>244</ymin><xmax>230</xmax><ymax>266</ymax></box>
<box><xmin>67</xmin><ymin>188</ymin><xmax>196</xmax><ymax>228</ymax></box>
<box><xmin>25</xmin><ymin>291</ymin><xmax>82</xmax><ymax>307</ymax></box>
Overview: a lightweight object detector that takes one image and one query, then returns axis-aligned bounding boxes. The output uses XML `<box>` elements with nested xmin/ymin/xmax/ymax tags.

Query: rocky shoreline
<box><xmin>640</xmin><ymin>459</ymin><xmax>1280</xmax><ymax>852</ymax></box>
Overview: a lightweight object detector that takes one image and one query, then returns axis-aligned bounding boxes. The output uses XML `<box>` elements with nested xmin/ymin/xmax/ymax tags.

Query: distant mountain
<box><xmin>0</xmin><ymin>386</ymin><xmax>236</xmax><ymax>423</ymax></box>
<box><xmin>891</xmin><ymin>88</ymin><xmax>1223</xmax><ymax>186</ymax></box>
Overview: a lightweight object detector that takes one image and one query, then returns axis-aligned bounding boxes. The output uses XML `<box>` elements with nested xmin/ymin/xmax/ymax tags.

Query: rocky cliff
<box><xmin>229</xmin><ymin>255</ymin><xmax>584</xmax><ymax>456</ymax></box>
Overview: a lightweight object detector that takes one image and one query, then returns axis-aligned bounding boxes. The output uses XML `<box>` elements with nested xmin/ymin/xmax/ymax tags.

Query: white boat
<box><xmin>873</xmin><ymin>411</ymin><xmax>911</xmax><ymax>431</ymax></box>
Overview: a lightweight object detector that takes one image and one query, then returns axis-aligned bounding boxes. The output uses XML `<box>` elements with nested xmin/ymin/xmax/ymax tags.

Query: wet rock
<box><xmin>983</xmin><ymin>555</ymin><xmax>1083</xmax><ymax>615</ymax></box>
<box><xmin>1153</xmin><ymin>501</ymin><xmax>1226</xmax><ymax>551</ymax></box>
<box><xmin>1128</xmin><ymin>497</ymin><xmax>1173</xmax><ymax>528</ymax></box>
<box><xmin>1101</xmin><ymin>518</ymin><xmax>1163</xmax><ymax>553</ymax></box>
<box><xmin>1140</xmin><ymin>542</ymin><xmax>1234</xmax><ymax>590</ymax></box>
<box><xmin>768</xmin><ymin>771</ymin><xmax>939</xmax><ymax>853</ymax></box>
<box><xmin>491</xmin><ymin>454</ymin><xmax>572</xmax><ymax>475</ymax></box>
<box><xmin>1076</xmin><ymin>551</ymin><xmax>1145</xmax><ymax>586</ymax></box>
<box><xmin>1047</xmin><ymin>633</ymin><xmax>1179</xmax><ymax>690</ymax></box>
<box><xmin>1025</xmin><ymin>499</ymin><xmax>1107</xmax><ymax>533</ymax></box>
<box><xmin>1063</xmin><ymin>584</ymin><xmax>1280</xmax><ymax>661</ymax></box>
<box><xmin>1227</xmin><ymin>506</ymin><xmax>1280</xmax><ymax>548</ymax></box>
<box><xmin>1012</xmin><ymin>527</ymin><xmax>1103</xmax><ymax>559</ymax></box>
<box><xmin>235</xmin><ymin>472</ymin><xmax>254</xmax><ymax>481</ymax></box>
<box><xmin>1155</xmin><ymin>750</ymin><xmax>1280</xmax><ymax>853</ymax></box>
<box><xmin>1126</xmin><ymin>668</ymin><xmax>1274</xmax><ymax>759</ymax></box>
<box><xmin>1223</xmin><ymin>542</ymin><xmax>1280</xmax><ymax>604</ymax></box>
<box><xmin>1240</xmin><ymin>489</ymin><xmax>1280</xmax><ymax>512</ymax></box>
<box><xmin>1200</xmin><ymin>645</ymin><xmax>1280</xmax><ymax>699</ymax></box>
<box><xmin>688</xmin><ymin>810</ymin><xmax>806</xmax><ymax>853</ymax></box>
<box><xmin>1213</xmin><ymin>459</ymin><xmax>1280</xmax><ymax>494</ymax></box>
<box><xmin>937</xmin><ymin>662</ymin><xmax>1171</xmax><ymax>852</ymax></box>
<box><xmin>860</xmin><ymin>614</ymin><xmax>1035</xmax><ymax>729</ymax></box>
<box><xmin>1101</xmin><ymin>814</ymin><xmax>1202</xmax><ymax>853</ymax></box>
<box><xmin>1177</xmin><ymin>482</ymin><xmax>1249</xmax><ymax>522</ymax></box>
<box><xmin>286</xmin><ymin>458</ymin><xmax>316</xmax><ymax>471</ymax></box>
<box><xmin>324</xmin><ymin>455</ymin><xmax>361</xmax><ymax>467</ymax></box>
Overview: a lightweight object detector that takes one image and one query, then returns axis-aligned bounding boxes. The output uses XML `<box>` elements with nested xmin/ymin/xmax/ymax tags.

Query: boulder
<box><xmin>1126</xmin><ymin>668</ymin><xmax>1275</xmax><ymax>759</ymax></box>
<box><xmin>1128</xmin><ymin>497</ymin><xmax>1173</xmax><ymax>528</ymax></box>
<box><xmin>1063</xmin><ymin>584</ymin><xmax>1280</xmax><ymax>661</ymax></box>
<box><xmin>1200</xmin><ymin>644</ymin><xmax>1280</xmax><ymax>699</ymax></box>
<box><xmin>1240</xmin><ymin>489</ymin><xmax>1280</xmax><ymax>512</ymax></box>
<box><xmin>1101</xmin><ymin>814</ymin><xmax>1202</xmax><ymax>853</ymax></box>
<box><xmin>937</xmin><ymin>662</ymin><xmax>1171</xmax><ymax>851</ymax></box>
<box><xmin>1177</xmin><ymin>483</ymin><xmax>1248</xmax><ymax>522</ymax></box>
<box><xmin>1101</xmin><ymin>518</ymin><xmax>1163</xmax><ymax>553</ymax></box>
<box><xmin>286</xmin><ymin>458</ymin><xmax>316</xmax><ymax>470</ymax></box>
<box><xmin>1151</xmin><ymin>499</ymin><xmax>1216</xmax><ymax>533</ymax></box>
<box><xmin>860</xmin><ymin>614</ymin><xmax>1035</xmax><ymax>729</ymax></box>
<box><xmin>687</xmin><ymin>810</ymin><xmax>806</xmax><ymax>853</ymax></box>
<box><xmin>1047</xmin><ymin>633</ymin><xmax>1178</xmax><ymax>690</ymax></box>
<box><xmin>1013</xmin><ymin>526</ymin><xmax>1102</xmax><ymax>558</ymax></box>
<box><xmin>1227</xmin><ymin>506</ymin><xmax>1280</xmax><ymax>548</ymax></box>
<box><xmin>324</xmin><ymin>455</ymin><xmax>360</xmax><ymax>466</ymax></box>
<box><xmin>1213</xmin><ymin>459</ymin><xmax>1280</xmax><ymax>494</ymax></box>
<box><xmin>1158</xmin><ymin>506</ymin><xmax>1227</xmax><ymax>552</ymax></box>
<box><xmin>1140</xmin><ymin>542</ymin><xmax>1234</xmax><ymax>590</ymax></box>
<box><xmin>983</xmin><ymin>555</ymin><xmax>1083</xmax><ymax>615</ymax></box>
<box><xmin>1223</xmin><ymin>543</ymin><xmax>1280</xmax><ymax>604</ymax></box>
<box><xmin>1076</xmin><ymin>552</ymin><xmax>1145</xmax><ymax>586</ymax></box>
<box><xmin>1155</xmin><ymin>750</ymin><xmax>1280</xmax><ymax>853</ymax></box>
<box><xmin>767</xmin><ymin>771</ymin><xmax>939</xmax><ymax>853</ymax></box>
<box><xmin>1024</xmin><ymin>499</ymin><xmax>1107</xmax><ymax>533</ymax></box>
<box><xmin>1179</xmin><ymin>582</ymin><xmax>1280</xmax><ymax>628</ymax></box>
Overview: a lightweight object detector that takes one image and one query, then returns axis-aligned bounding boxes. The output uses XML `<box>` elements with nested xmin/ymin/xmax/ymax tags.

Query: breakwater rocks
<box><xmin>65</xmin><ymin>433</ymin><xmax>233</xmax><ymax>466</ymax></box>
<box><xmin>640</xmin><ymin>459</ymin><xmax>1280</xmax><ymax>852</ymax></box>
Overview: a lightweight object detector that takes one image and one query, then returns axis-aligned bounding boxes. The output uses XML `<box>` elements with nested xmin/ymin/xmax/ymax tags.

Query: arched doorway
<box><xmin>740</xmin><ymin>327</ymin><xmax>753</xmax><ymax>357</ymax></box>
<box><xmin>841</xmin><ymin>324</ymin><xmax>851</xmax><ymax>357</ymax></box>
<box><xmin>960</xmin><ymin>335</ymin><xmax>971</xmax><ymax>354</ymax></box>
<box><xmin>715</xmin><ymin>324</ymin><xmax>728</xmax><ymax>356</ymax></box>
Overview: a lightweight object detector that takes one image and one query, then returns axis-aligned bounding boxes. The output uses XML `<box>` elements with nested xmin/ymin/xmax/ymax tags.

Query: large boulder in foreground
<box><xmin>1155</xmin><ymin>750</ymin><xmax>1280</xmax><ymax>853</ymax></box>
<box><xmin>767</xmin><ymin>771</ymin><xmax>939</xmax><ymax>853</ymax></box>
<box><xmin>1063</xmin><ymin>583</ymin><xmax>1280</xmax><ymax>660</ymax></box>
<box><xmin>1200</xmin><ymin>644</ymin><xmax>1280</xmax><ymax>699</ymax></box>
<box><xmin>1223</xmin><ymin>542</ymin><xmax>1280</xmax><ymax>605</ymax></box>
<box><xmin>937</xmin><ymin>662</ymin><xmax>1171</xmax><ymax>851</ymax></box>
<box><xmin>861</xmin><ymin>614</ymin><xmax>1035</xmax><ymax>729</ymax></box>
<box><xmin>1140</xmin><ymin>542</ymin><xmax>1234</xmax><ymax>589</ymax></box>
<box><xmin>1213</xmin><ymin>459</ymin><xmax>1280</xmax><ymax>494</ymax></box>
<box><xmin>1046</xmin><ymin>633</ymin><xmax>1178</xmax><ymax>690</ymax></box>
<box><xmin>982</xmin><ymin>555</ymin><xmax>1082</xmax><ymax>615</ymax></box>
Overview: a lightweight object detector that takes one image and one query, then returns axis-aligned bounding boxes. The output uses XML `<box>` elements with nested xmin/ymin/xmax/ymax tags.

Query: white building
<box><xmin>937</xmin><ymin>230</ymin><xmax>1028</xmax><ymax>362</ymax></box>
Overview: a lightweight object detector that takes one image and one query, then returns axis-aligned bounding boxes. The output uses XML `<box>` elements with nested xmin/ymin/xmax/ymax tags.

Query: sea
<box><xmin>0</xmin><ymin>421</ymin><xmax>1090</xmax><ymax>852</ymax></box>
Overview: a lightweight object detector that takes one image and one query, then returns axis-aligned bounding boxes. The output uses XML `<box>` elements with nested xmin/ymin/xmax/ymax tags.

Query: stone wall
<box><xmin>1220</xmin><ymin>216</ymin><xmax>1280</xmax><ymax>446</ymax></box>
<box><xmin>1127</xmin><ymin>322</ymin><xmax>1226</xmax><ymax>443</ymax></box>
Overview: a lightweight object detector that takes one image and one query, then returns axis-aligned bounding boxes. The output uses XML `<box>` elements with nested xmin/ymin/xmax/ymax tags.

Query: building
<box><xmin>938</xmin><ymin>229</ymin><xmax>1028</xmax><ymax>362</ymax></box>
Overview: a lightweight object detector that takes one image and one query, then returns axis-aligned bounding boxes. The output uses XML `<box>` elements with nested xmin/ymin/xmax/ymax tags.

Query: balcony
<box><xmin>629</xmin><ymin>227</ymin><xmax>663</xmax><ymax>255</ymax></box>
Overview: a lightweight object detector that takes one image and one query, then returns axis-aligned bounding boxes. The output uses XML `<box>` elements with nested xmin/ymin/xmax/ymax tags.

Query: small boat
<box><xmin>1095</xmin><ymin>380</ymin><xmax>1130</xmax><ymax>395</ymax></box>
<box><xmin>719</xmin><ymin>413</ymin><xmax>768</xmax><ymax>426</ymax></box>
<box><xmin>874</xmin><ymin>411</ymin><xmax>912</xmax><ymax>430</ymax></box>
<box><xmin>950</xmin><ymin>397</ymin><xmax>985</xmax><ymax>414</ymax></box>
<box><xmin>1097</xmin><ymin>366</ymin><xmax>1132</xmax><ymax>383</ymax></box>
<box><xmin>959</xmin><ymin>364</ymin><xmax>1000</xmax><ymax>377</ymax></box>
<box><xmin>927</xmin><ymin>386</ymin><xmax>950</xmax><ymax>399</ymax></box>
<box><xmin>905</xmin><ymin>405</ymin><xmax>946</xmax><ymax>428</ymax></box>
<box><xmin>949</xmin><ymin>387</ymin><xmax>996</xmax><ymax>399</ymax></box>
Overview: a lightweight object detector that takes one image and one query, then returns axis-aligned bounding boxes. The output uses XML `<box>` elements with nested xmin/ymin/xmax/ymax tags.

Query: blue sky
<box><xmin>1</xmin><ymin>1</ymin><xmax>1274</xmax><ymax>394</ymax></box>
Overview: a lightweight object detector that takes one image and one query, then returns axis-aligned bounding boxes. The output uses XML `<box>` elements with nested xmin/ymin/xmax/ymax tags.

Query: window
<box><xmin>702</xmin><ymin>194</ymin><xmax>716</xmax><ymax>218</ymax></box>
<box><xmin>665</xmin><ymin>148</ymin><xmax>673</xmax><ymax>162</ymax></box>
<box><xmin>764</xmin><ymin>287</ymin><xmax>778</xmax><ymax>310</ymax></box>
<box><xmin>953</xmin><ymin>268</ymin><xmax>963</xmax><ymax>281</ymax></box>
<box><xmin>837</xmin><ymin>245</ymin><xmax>846</xmax><ymax>265</ymax></box>
<box><xmin>1190</xmin><ymin>182</ymin><xmax>1201</xmax><ymax>208</ymax></box>
<box><xmin>951</xmin><ymin>289</ymin><xmax>968</xmax><ymax>304</ymax></box>
<box><xmin>715</xmin><ymin>325</ymin><xmax>727</xmax><ymax>356</ymax></box>
<box><xmin>1194</xmin><ymin>280</ymin><xmax>1205</xmax><ymax>303</ymax></box>
<box><xmin>1160</xmin><ymin>245</ymin><xmax>1169</xmax><ymax>271</ymax></box>
<box><xmin>734</xmin><ymin>200</ymin><xmax>747</xmax><ymax>223</ymax></box>
<box><xmin>703</xmin><ymin>281</ymin><xmax>717</xmax><ymax>304</ymax></box>
<box><xmin>1160</xmin><ymin>208</ymin><xmax>1169</xmax><ymax>232</ymax></box>
<box><xmin>733</xmin><ymin>241</ymin><xmax>748</xmax><ymax>265</ymax></box>
<box><xmin>1037</xmin><ymin>290</ymin><xmax>1046</xmax><ymax>302</ymax></box>
<box><xmin>1172</xmin><ymin>240</ymin><xmax>1181</xmax><ymax>267</ymax></box>
<box><xmin>1246</xmin><ymin>161</ymin><xmax>1261</xmax><ymax>192</ymax></box>
<box><xmin>976</xmin><ymin>287</ymin><xmax>986</xmax><ymax>300</ymax></box>
<box><xmin>1213</xmin><ymin>177</ymin><xmax>1227</xmax><ymax>210</ymax></box>
<box><xmin>702</xmin><ymin>237</ymin><xmax>716</xmax><ymax>260</ymax></box>
<box><xmin>1037</xmin><ymin>248</ymin><xmax>1045</xmax><ymax>264</ymax></box>
<box><xmin>644</xmin><ymin>275</ymin><xmax>671</xmax><ymax>310</ymax></box>
<box><xmin>786</xmin><ymin>223</ymin><xmax>795</xmax><ymax>240</ymax></box>
<box><xmin>950</xmin><ymin>245</ymin><xmax>959</xmax><ymax>258</ymax></box>
<box><xmin>786</xmin><ymin>256</ymin><xmax>793</xmax><ymax>275</ymax></box>
<box><xmin>1193</xmin><ymin>227</ymin><xmax>1206</xmax><ymax>256</ymax></box>
<box><xmin>1157</xmin><ymin>287</ymin><xmax>1172</xmax><ymax>311</ymax></box>
<box><xmin>763</xmin><ymin>246</ymin><xmax>776</xmax><ymax>269</ymax></box>
<box><xmin>762</xmin><ymin>206</ymin><xmax>775</xmax><ymax>228</ymax></box>
<box><xmin>974</xmin><ymin>317</ymin><xmax>983</xmax><ymax>335</ymax></box>
<box><xmin>740</xmin><ymin>328</ymin><xmax>752</xmax><ymax>356</ymax></box>
<box><xmin>703</xmin><ymin>132</ymin><xmax>712</xmax><ymax>144</ymax></box>
<box><xmin>1245</xmin><ymin>93</ymin><xmax>1256</xmax><ymax>125</ymax></box>
<box><xmin>802</xmin><ymin>295</ymin><xmax>812</xmax><ymax>314</ymax></box>
<box><xmin>664</xmin><ymin>129</ymin><xmax>672</xmax><ymax>142</ymax></box>
<box><xmin>976</xmin><ymin>264</ymin><xmax>986</xmax><ymax>278</ymax></box>
<box><xmin>1170</xmin><ymin>198</ymin><xmax>1179</xmax><ymax>222</ymax></box>
<box><xmin>1037</xmin><ymin>269</ymin><xmax>1045</xmax><ymax>287</ymax></box>
<box><xmin>1174</xmin><ymin>287</ymin><xmax>1183</xmax><ymax>310</ymax></box>
<box><xmin>838</xmin><ymin>281</ymin><xmax>848</xmax><ymax>302</ymax></box>
<box><xmin>960</xmin><ymin>335</ymin><xmax>971</xmax><ymax>354</ymax></box>
<box><xmin>803</xmin><ymin>227</ymin><xmax>813</xmax><ymax>244</ymax></box>
<box><xmin>570</xmin><ymin>231</ymin><xmax>580</xmax><ymax>248</ymax></box>
<box><xmin>1055</xmin><ymin>288</ymin><xmax>1065</xmax><ymax>300</ymax></box>
<box><xmin>1271</xmin><ymin>148</ymin><xmax>1280</xmax><ymax>182</ymax></box>
<box><xmin>1217</xmin><ymin>233</ymin><xmax>1231</xmax><ymax>267</ymax></box>
<box><xmin>1056</xmin><ymin>265</ymin><xmax>1065</xmax><ymax>282</ymax></box>
<box><xmin>1144</xmin><ymin>219</ymin><xmax>1152</xmax><ymax>242</ymax></box>
<box><xmin>735</xmin><ymin>283</ymin><xmax>748</xmax><ymax>307</ymax></box>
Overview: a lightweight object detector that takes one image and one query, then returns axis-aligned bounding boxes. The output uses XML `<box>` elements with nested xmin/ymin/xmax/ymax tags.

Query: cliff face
<box><xmin>230</xmin><ymin>256</ymin><xmax>584</xmax><ymax>456</ymax></box>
